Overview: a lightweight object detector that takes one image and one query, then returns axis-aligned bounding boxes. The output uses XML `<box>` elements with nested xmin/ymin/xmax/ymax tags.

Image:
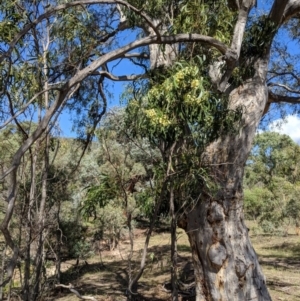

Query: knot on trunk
<box><xmin>208</xmin><ymin>242</ymin><xmax>227</xmax><ymax>270</ymax></box>
<box><xmin>235</xmin><ymin>258</ymin><xmax>253</xmax><ymax>278</ymax></box>
<box><xmin>207</xmin><ymin>202</ymin><xmax>225</xmax><ymax>224</ymax></box>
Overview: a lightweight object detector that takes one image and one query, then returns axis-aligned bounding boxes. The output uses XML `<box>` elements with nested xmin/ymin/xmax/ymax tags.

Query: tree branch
<box><xmin>115</xmin><ymin>1</ymin><xmax>161</xmax><ymax>39</ymax></box>
<box><xmin>268</xmin><ymin>90</ymin><xmax>300</xmax><ymax>104</ymax></box>
<box><xmin>0</xmin><ymin>0</ymin><xmax>157</xmax><ymax>64</ymax></box>
<box><xmin>269</xmin><ymin>0</ymin><xmax>290</xmax><ymax>24</ymax></box>
<box><xmin>282</xmin><ymin>0</ymin><xmax>300</xmax><ymax>23</ymax></box>
<box><xmin>0</xmin><ymin>87</ymin><xmax>61</xmax><ymax>130</ymax></box>
<box><xmin>118</xmin><ymin>52</ymin><xmax>149</xmax><ymax>59</ymax></box>
<box><xmin>92</xmin><ymin>70</ymin><xmax>146</xmax><ymax>81</ymax></box>
<box><xmin>269</xmin><ymin>0</ymin><xmax>300</xmax><ymax>25</ymax></box>
<box><xmin>218</xmin><ymin>0</ymin><xmax>256</xmax><ymax>91</ymax></box>
<box><xmin>65</xmin><ymin>33</ymin><xmax>227</xmax><ymax>90</ymax></box>
<box><xmin>268</xmin><ymin>82</ymin><xmax>300</xmax><ymax>94</ymax></box>
<box><xmin>231</xmin><ymin>0</ymin><xmax>256</xmax><ymax>56</ymax></box>
<box><xmin>268</xmin><ymin>71</ymin><xmax>300</xmax><ymax>83</ymax></box>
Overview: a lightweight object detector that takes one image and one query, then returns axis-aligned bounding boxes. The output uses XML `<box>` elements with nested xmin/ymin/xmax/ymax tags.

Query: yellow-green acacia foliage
<box><xmin>126</xmin><ymin>60</ymin><xmax>242</xmax><ymax>148</ymax></box>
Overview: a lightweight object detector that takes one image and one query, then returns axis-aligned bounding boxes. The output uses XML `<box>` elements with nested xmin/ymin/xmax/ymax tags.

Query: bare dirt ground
<box><xmin>42</xmin><ymin>223</ymin><xmax>300</xmax><ymax>301</ymax></box>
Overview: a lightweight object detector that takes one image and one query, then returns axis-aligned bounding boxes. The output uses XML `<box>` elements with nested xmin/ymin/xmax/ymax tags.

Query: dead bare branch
<box><xmin>268</xmin><ymin>82</ymin><xmax>300</xmax><ymax>94</ymax></box>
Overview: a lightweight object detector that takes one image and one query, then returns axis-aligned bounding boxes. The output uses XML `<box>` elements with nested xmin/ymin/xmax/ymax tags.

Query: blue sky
<box><xmin>58</xmin><ymin>58</ymin><xmax>144</xmax><ymax>137</ymax></box>
<box><xmin>58</xmin><ymin>27</ymin><xmax>145</xmax><ymax>137</ymax></box>
<box><xmin>268</xmin><ymin>115</ymin><xmax>300</xmax><ymax>143</ymax></box>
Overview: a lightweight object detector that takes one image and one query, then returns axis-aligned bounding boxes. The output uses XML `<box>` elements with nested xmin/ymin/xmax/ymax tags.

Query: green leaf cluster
<box><xmin>125</xmin><ymin>58</ymin><xmax>242</xmax><ymax>213</ymax></box>
<box><xmin>242</xmin><ymin>16</ymin><xmax>277</xmax><ymax>58</ymax></box>
<box><xmin>172</xmin><ymin>0</ymin><xmax>236</xmax><ymax>44</ymax></box>
<box><xmin>0</xmin><ymin>0</ymin><xmax>24</xmax><ymax>43</ymax></box>
<box><xmin>81</xmin><ymin>174</ymin><xmax>118</xmax><ymax>218</ymax></box>
<box><xmin>126</xmin><ymin>59</ymin><xmax>242</xmax><ymax>149</ymax></box>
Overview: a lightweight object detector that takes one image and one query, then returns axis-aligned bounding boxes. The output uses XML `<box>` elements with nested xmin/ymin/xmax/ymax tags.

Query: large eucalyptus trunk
<box><xmin>182</xmin><ymin>61</ymin><xmax>272</xmax><ymax>300</ymax></box>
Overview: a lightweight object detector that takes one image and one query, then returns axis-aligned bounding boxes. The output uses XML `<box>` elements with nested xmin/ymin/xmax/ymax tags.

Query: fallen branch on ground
<box><xmin>55</xmin><ymin>283</ymin><xmax>97</xmax><ymax>300</ymax></box>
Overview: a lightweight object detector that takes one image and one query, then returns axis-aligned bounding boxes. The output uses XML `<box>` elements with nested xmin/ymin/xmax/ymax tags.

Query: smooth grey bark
<box><xmin>55</xmin><ymin>200</ymin><xmax>62</xmax><ymax>283</ymax></box>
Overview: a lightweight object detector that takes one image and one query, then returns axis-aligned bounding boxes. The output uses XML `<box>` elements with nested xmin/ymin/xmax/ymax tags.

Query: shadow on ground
<box><xmin>46</xmin><ymin>244</ymin><xmax>194</xmax><ymax>301</ymax></box>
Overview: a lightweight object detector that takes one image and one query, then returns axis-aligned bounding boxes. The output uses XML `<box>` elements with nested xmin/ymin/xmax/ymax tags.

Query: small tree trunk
<box><xmin>23</xmin><ymin>227</ymin><xmax>32</xmax><ymax>300</ymax></box>
<box><xmin>128</xmin><ymin>179</ymin><xmax>169</xmax><ymax>294</ymax></box>
<box><xmin>32</xmin><ymin>233</ymin><xmax>45</xmax><ymax>301</ymax></box>
<box><xmin>0</xmin><ymin>244</ymin><xmax>7</xmax><ymax>300</ymax></box>
<box><xmin>55</xmin><ymin>201</ymin><xmax>62</xmax><ymax>283</ymax></box>
<box><xmin>170</xmin><ymin>187</ymin><xmax>178</xmax><ymax>301</ymax></box>
<box><xmin>7</xmin><ymin>275</ymin><xmax>13</xmax><ymax>301</ymax></box>
<box><xmin>23</xmin><ymin>143</ymin><xmax>39</xmax><ymax>301</ymax></box>
<box><xmin>127</xmin><ymin>212</ymin><xmax>134</xmax><ymax>301</ymax></box>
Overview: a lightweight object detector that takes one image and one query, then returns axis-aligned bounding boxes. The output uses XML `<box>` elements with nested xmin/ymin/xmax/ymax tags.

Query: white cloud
<box><xmin>268</xmin><ymin>115</ymin><xmax>300</xmax><ymax>143</ymax></box>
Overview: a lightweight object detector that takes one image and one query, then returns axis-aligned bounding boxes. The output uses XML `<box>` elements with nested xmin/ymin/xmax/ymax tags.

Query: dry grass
<box><xmin>27</xmin><ymin>223</ymin><xmax>300</xmax><ymax>300</ymax></box>
<box><xmin>248</xmin><ymin>222</ymin><xmax>300</xmax><ymax>301</ymax></box>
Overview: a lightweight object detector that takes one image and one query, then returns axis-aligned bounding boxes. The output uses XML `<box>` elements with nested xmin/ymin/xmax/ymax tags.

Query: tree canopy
<box><xmin>244</xmin><ymin>132</ymin><xmax>300</xmax><ymax>232</ymax></box>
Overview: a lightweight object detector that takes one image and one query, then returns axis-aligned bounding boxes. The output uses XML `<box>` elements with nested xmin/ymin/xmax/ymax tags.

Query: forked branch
<box><xmin>218</xmin><ymin>0</ymin><xmax>256</xmax><ymax>91</ymax></box>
